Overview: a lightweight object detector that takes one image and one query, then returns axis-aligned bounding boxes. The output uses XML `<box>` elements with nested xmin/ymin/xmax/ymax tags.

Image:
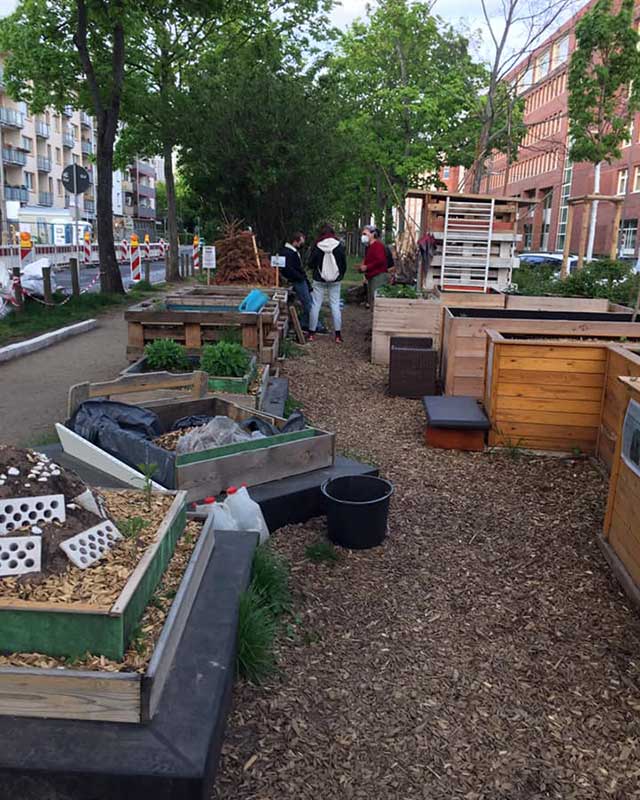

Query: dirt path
<box><xmin>0</xmin><ymin>310</ymin><xmax>130</xmax><ymax>445</ymax></box>
<box><xmin>214</xmin><ymin>306</ymin><xmax>640</xmax><ymax>800</ymax></box>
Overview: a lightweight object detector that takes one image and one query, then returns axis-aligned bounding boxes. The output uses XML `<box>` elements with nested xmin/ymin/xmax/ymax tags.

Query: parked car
<box><xmin>518</xmin><ymin>252</ymin><xmax>578</xmax><ymax>272</ymax></box>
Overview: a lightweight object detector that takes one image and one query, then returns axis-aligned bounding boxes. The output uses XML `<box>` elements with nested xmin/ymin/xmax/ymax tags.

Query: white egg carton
<box><xmin>59</xmin><ymin>521</ymin><xmax>122</xmax><ymax>569</ymax></box>
<box><xmin>0</xmin><ymin>536</ymin><xmax>41</xmax><ymax>577</ymax></box>
<box><xmin>0</xmin><ymin>495</ymin><xmax>66</xmax><ymax>535</ymax></box>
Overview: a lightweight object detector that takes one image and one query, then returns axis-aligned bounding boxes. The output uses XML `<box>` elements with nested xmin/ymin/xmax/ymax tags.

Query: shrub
<box><xmin>200</xmin><ymin>341</ymin><xmax>251</xmax><ymax>377</ymax></box>
<box><xmin>377</xmin><ymin>283</ymin><xmax>418</xmax><ymax>299</ymax></box>
<box><xmin>144</xmin><ymin>339</ymin><xmax>190</xmax><ymax>372</ymax></box>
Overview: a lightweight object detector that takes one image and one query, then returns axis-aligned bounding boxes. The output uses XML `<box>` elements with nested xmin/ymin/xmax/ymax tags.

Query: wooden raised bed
<box><xmin>126</xmin><ymin>295</ymin><xmax>281</xmax><ymax>366</ymax></box>
<box><xmin>0</xmin><ymin>513</ymin><xmax>216</xmax><ymax>724</ymax></box>
<box><xmin>442</xmin><ymin>307</ymin><xmax>640</xmax><ymax>399</ymax></box>
<box><xmin>59</xmin><ymin>384</ymin><xmax>335</xmax><ymax>502</ymax></box>
<box><xmin>166</xmin><ymin>284</ymin><xmax>289</xmax><ymax>316</ymax></box>
<box><xmin>0</xmin><ymin>491</ymin><xmax>187</xmax><ymax>662</ymax></box>
<box><xmin>371</xmin><ymin>296</ymin><xmax>443</xmax><ymax>366</ymax></box>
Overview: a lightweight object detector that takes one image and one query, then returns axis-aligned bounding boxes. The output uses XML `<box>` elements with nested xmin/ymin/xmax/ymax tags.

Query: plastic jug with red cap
<box><xmin>224</xmin><ymin>484</ymin><xmax>269</xmax><ymax>544</ymax></box>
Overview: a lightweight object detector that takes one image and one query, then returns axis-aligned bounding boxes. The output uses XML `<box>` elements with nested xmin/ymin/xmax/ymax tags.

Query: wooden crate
<box><xmin>125</xmin><ymin>297</ymin><xmax>280</xmax><ymax>365</ymax></box>
<box><xmin>0</xmin><ymin>514</ymin><xmax>216</xmax><ymax>724</ymax></box>
<box><xmin>601</xmin><ymin>376</ymin><xmax>640</xmax><ymax>609</ymax></box>
<box><xmin>122</xmin><ymin>355</ymin><xmax>259</xmax><ymax>396</ymax></box>
<box><xmin>0</xmin><ymin>492</ymin><xmax>187</xmax><ymax>661</ymax></box>
<box><xmin>442</xmin><ymin>307</ymin><xmax>640</xmax><ymax>399</ymax></box>
<box><xmin>59</xmin><ymin>391</ymin><xmax>335</xmax><ymax>502</ymax></box>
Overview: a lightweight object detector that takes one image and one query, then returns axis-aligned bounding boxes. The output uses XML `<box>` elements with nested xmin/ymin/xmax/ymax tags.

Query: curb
<box><xmin>0</xmin><ymin>319</ymin><xmax>98</xmax><ymax>364</ymax></box>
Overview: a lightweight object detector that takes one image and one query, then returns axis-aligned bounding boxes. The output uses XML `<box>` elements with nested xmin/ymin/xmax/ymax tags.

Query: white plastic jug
<box><xmin>225</xmin><ymin>485</ymin><xmax>270</xmax><ymax>544</ymax></box>
<box><xmin>211</xmin><ymin>501</ymin><xmax>239</xmax><ymax>531</ymax></box>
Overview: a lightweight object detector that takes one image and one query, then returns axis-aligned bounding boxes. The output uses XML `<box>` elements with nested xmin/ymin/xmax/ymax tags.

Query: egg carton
<box><xmin>0</xmin><ymin>495</ymin><xmax>66</xmax><ymax>535</ymax></box>
<box><xmin>59</xmin><ymin>521</ymin><xmax>123</xmax><ymax>569</ymax></box>
<box><xmin>0</xmin><ymin>536</ymin><xmax>41</xmax><ymax>577</ymax></box>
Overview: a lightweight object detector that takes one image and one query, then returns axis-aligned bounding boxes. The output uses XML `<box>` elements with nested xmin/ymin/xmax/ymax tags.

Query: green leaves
<box><xmin>144</xmin><ymin>339</ymin><xmax>190</xmax><ymax>372</ymax></box>
<box><xmin>200</xmin><ymin>341</ymin><xmax>251</xmax><ymax>378</ymax></box>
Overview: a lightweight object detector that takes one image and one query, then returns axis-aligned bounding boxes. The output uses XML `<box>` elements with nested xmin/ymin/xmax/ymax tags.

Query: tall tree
<box><xmin>330</xmin><ymin>0</ymin><xmax>484</xmax><ymax>233</ymax></box>
<box><xmin>568</xmin><ymin>0</ymin><xmax>640</xmax><ymax>261</ymax></box>
<box><xmin>1</xmin><ymin>0</ymin><xmax>131</xmax><ymax>293</ymax></box>
<box><xmin>470</xmin><ymin>0</ymin><xmax>573</xmax><ymax>193</ymax></box>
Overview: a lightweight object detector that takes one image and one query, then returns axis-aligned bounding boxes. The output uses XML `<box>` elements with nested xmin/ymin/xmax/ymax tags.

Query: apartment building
<box><xmin>0</xmin><ymin>60</ymin><xmax>156</xmax><ymax>244</ymax></box>
<box><xmin>480</xmin><ymin>0</ymin><xmax>640</xmax><ymax>259</ymax></box>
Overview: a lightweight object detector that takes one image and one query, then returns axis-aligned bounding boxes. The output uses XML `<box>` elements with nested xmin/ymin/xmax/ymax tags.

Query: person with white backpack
<box><xmin>307</xmin><ymin>223</ymin><xmax>347</xmax><ymax>343</ymax></box>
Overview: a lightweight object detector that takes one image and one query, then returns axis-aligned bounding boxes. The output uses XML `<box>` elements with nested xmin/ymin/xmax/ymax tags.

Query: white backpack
<box><xmin>320</xmin><ymin>250</ymin><xmax>339</xmax><ymax>282</ymax></box>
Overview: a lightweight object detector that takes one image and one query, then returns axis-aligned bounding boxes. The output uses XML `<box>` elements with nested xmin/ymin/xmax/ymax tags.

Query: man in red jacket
<box><xmin>358</xmin><ymin>225</ymin><xmax>389</xmax><ymax>308</ymax></box>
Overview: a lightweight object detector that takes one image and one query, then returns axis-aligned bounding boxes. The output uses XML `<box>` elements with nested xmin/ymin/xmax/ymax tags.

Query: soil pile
<box><xmin>214</xmin><ymin>221</ymin><xmax>275</xmax><ymax>286</ymax></box>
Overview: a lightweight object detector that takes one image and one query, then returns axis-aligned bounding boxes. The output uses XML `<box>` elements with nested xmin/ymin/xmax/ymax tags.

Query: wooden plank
<box><xmin>0</xmin><ymin>599</ymin><xmax>110</xmax><ymax>613</ymax></box>
<box><xmin>489</xmin><ymin>421</ymin><xmax>599</xmax><ymax>441</ymax></box>
<box><xmin>495</xmin><ymin>409</ymin><xmax>601</xmax><ymax>427</ymax></box>
<box><xmin>490</xmin><ymin>433</ymin><xmax>597</xmax><ymax>453</ymax></box>
<box><xmin>499</xmin><ymin>369</ymin><xmax>605</xmax><ymax>387</ymax></box>
<box><xmin>453</xmin><ymin>377</ymin><xmax>484</xmax><ymax>398</ymax></box>
<box><xmin>128</xmin><ymin>322</ymin><xmax>145</xmax><ymax>350</ymax></box>
<box><xmin>505</xmin><ymin>295</ymin><xmax>609</xmax><ymax>312</ymax></box>
<box><xmin>453</xmin><ymin>356</ymin><xmax>485</xmax><ymax>378</ymax></box>
<box><xmin>497</xmin><ymin>382</ymin><xmax>604</xmax><ymax>401</ymax></box>
<box><xmin>496</xmin><ymin>396</ymin><xmax>603</xmax><ymax>414</ymax></box>
<box><xmin>143</xmin><ymin>515</ymin><xmax>217</xmax><ymax>721</ymax></box>
<box><xmin>497</xmin><ymin>356</ymin><xmax>605</xmax><ymax>373</ymax></box>
<box><xmin>597</xmin><ymin>533</ymin><xmax>640</xmax><ymax>613</ymax></box>
<box><xmin>609</xmin><ymin>508</ymin><xmax>640</xmax><ymax>587</ymax></box>
<box><xmin>184</xmin><ymin>322</ymin><xmax>201</xmax><ymax>349</ymax></box>
<box><xmin>494</xmin><ymin>344</ymin><xmax>607</xmax><ymax>360</ymax></box>
<box><xmin>0</xmin><ymin>669</ymin><xmax>141</xmax><ymax>724</ymax></box>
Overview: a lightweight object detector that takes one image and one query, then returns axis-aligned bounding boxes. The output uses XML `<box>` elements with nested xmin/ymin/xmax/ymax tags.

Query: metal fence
<box><xmin>0</xmin><ymin>241</ymin><xmax>167</xmax><ymax>269</ymax></box>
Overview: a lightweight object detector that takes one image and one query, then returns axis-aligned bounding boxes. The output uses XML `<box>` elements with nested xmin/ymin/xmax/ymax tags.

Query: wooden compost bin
<box><xmin>442</xmin><ymin>307</ymin><xmax>640</xmax><ymax>399</ymax></box>
<box><xmin>0</xmin><ymin>492</ymin><xmax>186</xmax><ymax>662</ymax></box>
<box><xmin>126</xmin><ymin>295</ymin><xmax>281</xmax><ymax>366</ymax></box>
<box><xmin>601</xmin><ymin>376</ymin><xmax>640</xmax><ymax>609</ymax></box>
<box><xmin>0</xmin><ymin>513</ymin><xmax>216</xmax><ymax>724</ymax></box>
<box><xmin>58</xmin><ymin>394</ymin><xmax>335</xmax><ymax>502</ymax></box>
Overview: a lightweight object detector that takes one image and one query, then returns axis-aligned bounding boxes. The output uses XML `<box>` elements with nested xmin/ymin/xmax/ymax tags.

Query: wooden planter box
<box><xmin>371</xmin><ymin>296</ymin><xmax>442</xmax><ymax>366</ymax></box>
<box><xmin>58</xmin><ymin>395</ymin><xmax>335</xmax><ymax>502</ymax></box>
<box><xmin>0</xmin><ymin>513</ymin><xmax>217</xmax><ymax>724</ymax></box>
<box><xmin>0</xmin><ymin>492</ymin><xmax>187</xmax><ymax>662</ymax></box>
<box><xmin>122</xmin><ymin>354</ymin><xmax>260</xmax><ymax>396</ymax></box>
<box><xmin>126</xmin><ymin>296</ymin><xmax>281</xmax><ymax>366</ymax></box>
<box><xmin>166</xmin><ymin>285</ymin><xmax>289</xmax><ymax>316</ymax></box>
<box><xmin>442</xmin><ymin>307</ymin><xmax>640</xmax><ymax>399</ymax></box>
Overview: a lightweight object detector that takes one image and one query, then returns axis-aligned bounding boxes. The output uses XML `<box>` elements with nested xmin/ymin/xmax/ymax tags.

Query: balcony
<box><xmin>137</xmin><ymin>204</ymin><xmax>155</xmax><ymax>220</ymax></box>
<box><xmin>81</xmin><ymin>140</ymin><xmax>93</xmax><ymax>155</ymax></box>
<box><xmin>35</xmin><ymin>121</ymin><xmax>50</xmax><ymax>138</ymax></box>
<box><xmin>37</xmin><ymin>156</ymin><xmax>52</xmax><ymax>172</ymax></box>
<box><xmin>2</xmin><ymin>148</ymin><xmax>27</xmax><ymax>166</ymax></box>
<box><xmin>80</xmin><ymin>111</ymin><xmax>92</xmax><ymax>127</ymax></box>
<box><xmin>5</xmin><ymin>187</ymin><xmax>28</xmax><ymax>202</ymax></box>
<box><xmin>18</xmin><ymin>136</ymin><xmax>32</xmax><ymax>152</ymax></box>
<box><xmin>62</xmin><ymin>132</ymin><xmax>75</xmax><ymax>148</ymax></box>
<box><xmin>84</xmin><ymin>199</ymin><xmax>95</xmax><ymax>214</ymax></box>
<box><xmin>63</xmin><ymin>105</ymin><xmax>73</xmax><ymax>117</ymax></box>
<box><xmin>0</xmin><ymin>107</ymin><xmax>25</xmax><ymax>128</ymax></box>
<box><xmin>133</xmin><ymin>159</ymin><xmax>155</xmax><ymax>177</ymax></box>
<box><xmin>38</xmin><ymin>191</ymin><xmax>53</xmax><ymax>206</ymax></box>
<box><xmin>136</xmin><ymin>182</ymin><xmax>156</xmax><ymax>198</ymax></box>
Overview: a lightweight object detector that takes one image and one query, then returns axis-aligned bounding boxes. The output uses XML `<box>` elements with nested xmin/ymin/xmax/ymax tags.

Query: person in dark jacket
<box><xmin>279</xmin><ymin>232</ymin><xmax>311</xmax><ymax>330</ymax></box>
<box><xmin>359</xmin><ymin>225</ymin><xmax>389</xmax><ymax>307</ymax></box>
<box><xmin>307</xmin><ymin>223</ymin><xmax>347</xmax><ymax>343</ymax></box>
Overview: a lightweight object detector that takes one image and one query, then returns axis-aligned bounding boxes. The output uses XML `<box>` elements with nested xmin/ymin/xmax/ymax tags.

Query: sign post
<box><xmin>61</xmin><ymin>164</ymin><xmax>91</xmax><ymax>271</ymax></box>
<box><xmin>202</xmin><ymin>245</ymin><xmax>216</xmax><ymax>285</ymax></box>
<box><xmin>270</xmin><ymin>254</ymin><xmax>285</xmax><ymax>288</ymax></box>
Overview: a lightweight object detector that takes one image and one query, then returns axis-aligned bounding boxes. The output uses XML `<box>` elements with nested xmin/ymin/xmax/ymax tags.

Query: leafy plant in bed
<box><xmin>199</xmin><ymin>341</ymin><xmax>257</xmax><ymax>393</ymax></box>
<box><xmin>144</xmin><ymin>339</ymin><xmax>191</xmax><ymax>372</ymax></box>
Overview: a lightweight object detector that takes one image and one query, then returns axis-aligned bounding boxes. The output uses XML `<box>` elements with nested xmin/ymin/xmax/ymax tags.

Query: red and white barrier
<box><xmin>130</xmin><ymin>235</ymin><xmax>141</xmax><ymax>282</ymax></box>
<box><xmin>192</xmin><ymin>236</ymin><xmax>200</xmax><ymax>271</ymax></box>
<box><xmin>83</xmin><ymin>235</ymin><xmax>91</xmax><ymax>265</ymax></box>
<box><xmin>120</xmin><ymin>239</ymin><xmax>129</xmax><ymax>262</ymax></box>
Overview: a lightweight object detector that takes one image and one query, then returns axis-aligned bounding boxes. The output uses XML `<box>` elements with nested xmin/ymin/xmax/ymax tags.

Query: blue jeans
<box><xmin>310</xmin><ymin>280</ymin><xmax>342</xmax><ymax>333</ymax></box>
<box><xmin>291</xmin><ymin>279</ymin><xmax>312</xmax><ymax>329</ymax></box>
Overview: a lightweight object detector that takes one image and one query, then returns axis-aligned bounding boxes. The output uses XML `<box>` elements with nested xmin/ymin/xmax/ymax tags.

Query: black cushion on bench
<box><xmin>422</xmin><ymin>395</ymin><xmax>490</xmax><ymax>430</ymax></box>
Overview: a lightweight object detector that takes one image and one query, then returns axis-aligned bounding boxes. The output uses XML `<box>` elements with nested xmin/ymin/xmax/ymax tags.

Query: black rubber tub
<box><xmin>321</xmin><ymin>475</ymin><xmax>394</xmax><ymax>549</ymax></box>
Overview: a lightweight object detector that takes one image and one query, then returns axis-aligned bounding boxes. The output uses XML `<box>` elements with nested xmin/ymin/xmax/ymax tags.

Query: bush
<box><xmin>377</xmin><ymin>283</ymin><xmax>419</xmax><ymax>299</ymax></box>
<box><xmin>200</xmin><ymin>341</ymin><xmax>251</xmax><ymax>377</ymax></box>
<box><xmin>144</xmin><ymin>339</ymin><xmax>190</xmax><ymax>372</ymax></box>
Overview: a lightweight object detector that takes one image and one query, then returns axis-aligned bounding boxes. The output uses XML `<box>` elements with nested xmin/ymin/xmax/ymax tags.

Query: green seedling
<box><xmin>137</xmin><ymin>461</ymin><xmax>157</xmax><ymax>512</ymax></box>
<box><xmin>305</xmin><ymin>540</ymin><xmax>340</xmax><ymax>563</ymax></box>
<box><xmin>118</xmin><ymin>516</ymin><xmax>149</xmax><ymax>540</ymax></box>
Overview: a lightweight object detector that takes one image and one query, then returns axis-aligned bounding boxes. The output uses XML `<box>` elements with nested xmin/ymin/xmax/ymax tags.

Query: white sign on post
<box><xmin>270</xmin><ymin>255</ymin><xmax>286</xmax><ymax>269</ymax></box>
<box><xmin>202</xmin><ymin>245</ymin><xmax>216</xmax><ymax>270</ymax></box>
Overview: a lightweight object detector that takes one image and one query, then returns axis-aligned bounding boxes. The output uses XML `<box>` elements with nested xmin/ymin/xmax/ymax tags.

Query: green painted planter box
<box><xmin>0</xmin><ymin>492</ymin><xmax>187</xmax><ymax>661</ymax></box>
<box><xmin>122</xmin><ymin>355</ymin><xmax>257</xmax><ymax>395</ymax></box>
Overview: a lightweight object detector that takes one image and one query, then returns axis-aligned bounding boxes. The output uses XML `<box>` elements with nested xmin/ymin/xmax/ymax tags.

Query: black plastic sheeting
<box><xmin>69</xmin><ymin>400</ymin><xmax>176</xmax><ymax>488</ymax></box>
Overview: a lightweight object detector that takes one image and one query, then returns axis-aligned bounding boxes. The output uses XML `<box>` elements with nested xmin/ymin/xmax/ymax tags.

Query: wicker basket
<box><xmin>388</xmin><ymin>337</ymin><xmax>438</xmax><ymax>398</ymax></box>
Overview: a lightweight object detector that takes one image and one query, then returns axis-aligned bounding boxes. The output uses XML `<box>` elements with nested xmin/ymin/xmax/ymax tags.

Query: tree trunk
<box><xmin>586</xmin><ymin>161</ymin><xmax>601</xmax><ymax>262</ymax></box>
<box><xmin>163</xmin><ymin>140</ymin><xmax>180</xmax><ymax>282</ymax></box>
<box><xmin>96</xmin><ymin>113</ymin><xmax>124</xmax><ymax>294</ymax></box>
<box><xmin>472</xmin><ymin>112</ymin><xmax>493</xmax><ymax>193</ymax></box>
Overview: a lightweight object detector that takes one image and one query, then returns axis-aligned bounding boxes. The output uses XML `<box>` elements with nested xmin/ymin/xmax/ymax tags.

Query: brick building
<box><xmin>478</xmin><ymin>0</ymin><xmax>640</xmax><ymax>259</ymax></box>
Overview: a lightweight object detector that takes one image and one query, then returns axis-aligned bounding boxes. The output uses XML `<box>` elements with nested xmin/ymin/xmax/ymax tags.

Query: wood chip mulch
<box><xmin>213</xmin><ymin>305</ymin><xmax>640</xmax><ymax>800</ymax></box>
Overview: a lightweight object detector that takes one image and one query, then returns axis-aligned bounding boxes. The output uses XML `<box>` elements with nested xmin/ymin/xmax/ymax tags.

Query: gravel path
<box><xmin>214</xmin><ymin>306</ymin><xmax>640</xmax><ymax>800</ymax></box>
<box><xmin>0</xmin><ymin>311</ymin><xmax>130</xmax><ymax>446</ymax></box>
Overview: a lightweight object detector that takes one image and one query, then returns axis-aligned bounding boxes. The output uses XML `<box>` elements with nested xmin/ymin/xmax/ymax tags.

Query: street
<box><xmin>53</xmin><ymin>258</ymin><xmax>167</xmax><ymax>293</ymax></box>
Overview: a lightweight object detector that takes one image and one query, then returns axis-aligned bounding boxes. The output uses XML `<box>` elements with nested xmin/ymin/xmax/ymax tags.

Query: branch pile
<box><xmin>213</xmin><ymin>221</ymin><xmax>275</xmax><ymax>286</ymax></box>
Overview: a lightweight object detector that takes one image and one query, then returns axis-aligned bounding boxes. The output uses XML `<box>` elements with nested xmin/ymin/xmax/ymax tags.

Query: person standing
<box><xmin>359</xmin><ymin>225</ymin><xmax>389</xmax><ymax>307</ymax></box>
<box><xmin>307</xmin><ymin>223</ymin><xmax>347</xmax><ymax>343</ymax></box>
<box><xmin>279</xmin><ymin>232</ymin><xmax>312</xmax><ymax>331</ymax></box>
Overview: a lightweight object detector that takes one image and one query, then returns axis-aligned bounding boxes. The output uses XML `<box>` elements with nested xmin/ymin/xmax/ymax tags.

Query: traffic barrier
<box><xmin>130</xmin><ymin>234</ymin><xmax>141</xmax><ymax>282</ymax></box>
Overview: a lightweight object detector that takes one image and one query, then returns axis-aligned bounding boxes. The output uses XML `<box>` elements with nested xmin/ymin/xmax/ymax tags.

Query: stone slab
<box><xmin>0</xmin><ymin>319</ymin><xmax>97</xmax><ymax>363</ymax></box>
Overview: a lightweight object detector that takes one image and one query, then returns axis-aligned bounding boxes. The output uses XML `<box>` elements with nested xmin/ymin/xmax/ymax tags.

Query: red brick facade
<box><xmin>475</xmin><ymin>0</ymin><xmax>640</xmax><ymax>259</ymax></box>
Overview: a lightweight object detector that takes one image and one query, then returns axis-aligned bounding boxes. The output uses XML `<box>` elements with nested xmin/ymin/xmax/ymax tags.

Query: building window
<box><xmin>442</xmin><ymin>166</ymin><xmax>450</xmax><ymax>180</ymax></box>
<box><xmin>536</xmin><ymin>50</ymin><xmax>551</xmax><ymax>80</ymax></box>
<box><xmin>554</xmin><ymin>35</ymin><xmax>569</xmax><ymax>67</ymax></box>
<box><xmin>622</xmin><ymin>122</ymin><xmax>633</xmax><ymax>147</ymax></box>
<box><xmin>523</xmin><ymin>224</ymin><xmax>533</xmax><ymax>250</ymax></box>
<box><xmin>25</xmin><ymin>172</ymin><xmax>34</xmax><ymax>190</ymax></box>
<box><xmin>556</xmin><ymin>158</ymin><xmax>573</xmax><ymax>251</ymax></box>
<box><xmin>57</xmin><ymin>179</ymin><xmax>63</xmax><ymax>196</ymax></box>
<box><xmin>619</xmin><ymin>219</ymin><xmax>638</xmax><ymax>256</ymax></box>
<box><xmin>54</xmin><ymin>116</ymin><xmax>60</xmax><ymax>133</ymax></box>
<box><xmin>55</xmin><ymin>147</ymin><xmax>61</xmax><ymax>165</ymax></box>
<box><xmin>617</xmin><ymin>168</ymin><xmax>629</xmax><ymax>195</ymax></box>
<box><xmin>634</xmin><ymin>166</ymin><xmax>640</xmax><ymax>192</ymax></box>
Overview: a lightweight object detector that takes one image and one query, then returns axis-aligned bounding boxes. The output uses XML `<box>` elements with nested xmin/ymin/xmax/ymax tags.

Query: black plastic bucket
<box><xmin>321</xmin><ymin>475</ymin><xmax>394</xmax><ymax>549</ymax></box>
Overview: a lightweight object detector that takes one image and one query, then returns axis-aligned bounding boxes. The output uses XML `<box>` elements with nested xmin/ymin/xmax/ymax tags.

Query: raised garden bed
<box><xmin>57</xmin><ymin>394</ymin><xmax>335</xmax><ymax>502</ymax></box>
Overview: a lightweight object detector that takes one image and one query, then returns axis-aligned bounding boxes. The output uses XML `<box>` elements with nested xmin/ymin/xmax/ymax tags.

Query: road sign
<box><xmin>270</xmin><ymin>255</ymin><xmax>286</xmax><ymax>269</ymax></box>
<box><xmin>203</xmin><ymin>246</ymin><xmax>216</xmax><ymax>270</ymax></box>
<box><xmin>61</xmin><ymin>164</ymin><xmax>91</xmax><ymax>195</ymax></box>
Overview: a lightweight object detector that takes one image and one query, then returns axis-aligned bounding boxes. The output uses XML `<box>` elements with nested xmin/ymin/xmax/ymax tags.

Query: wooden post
<box><xmin>610</xmin><ymin>201</ymin><xmax>623</xmax><ymax>261</ymax></box>
<box><xmin>70</xmin><ymin>257</ymin><xmax>80</xmax><ymax>297</ymax></box>
<box><xmin>144</xmin><ymin>259</ymin><xmax>151</xmax><ymax>284</ymax></box>
<box><xmin>560</xmin><ymin>203</ymin><xmax>574</xmax><ymax>281</ymax></box>
<box><xmin>577</xmin><ymin>201</ymin><xmax>591</xmax><ymax>271</ymax></box>
<box><xmin>11</xmin><ymin>266</ymin><xmax>23</xmax><ymax>313</ymax></box>
<box><xmin>42</xmin><ymin>265</ymin><xmax>53</xmax><ymax>306</ymax></box>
